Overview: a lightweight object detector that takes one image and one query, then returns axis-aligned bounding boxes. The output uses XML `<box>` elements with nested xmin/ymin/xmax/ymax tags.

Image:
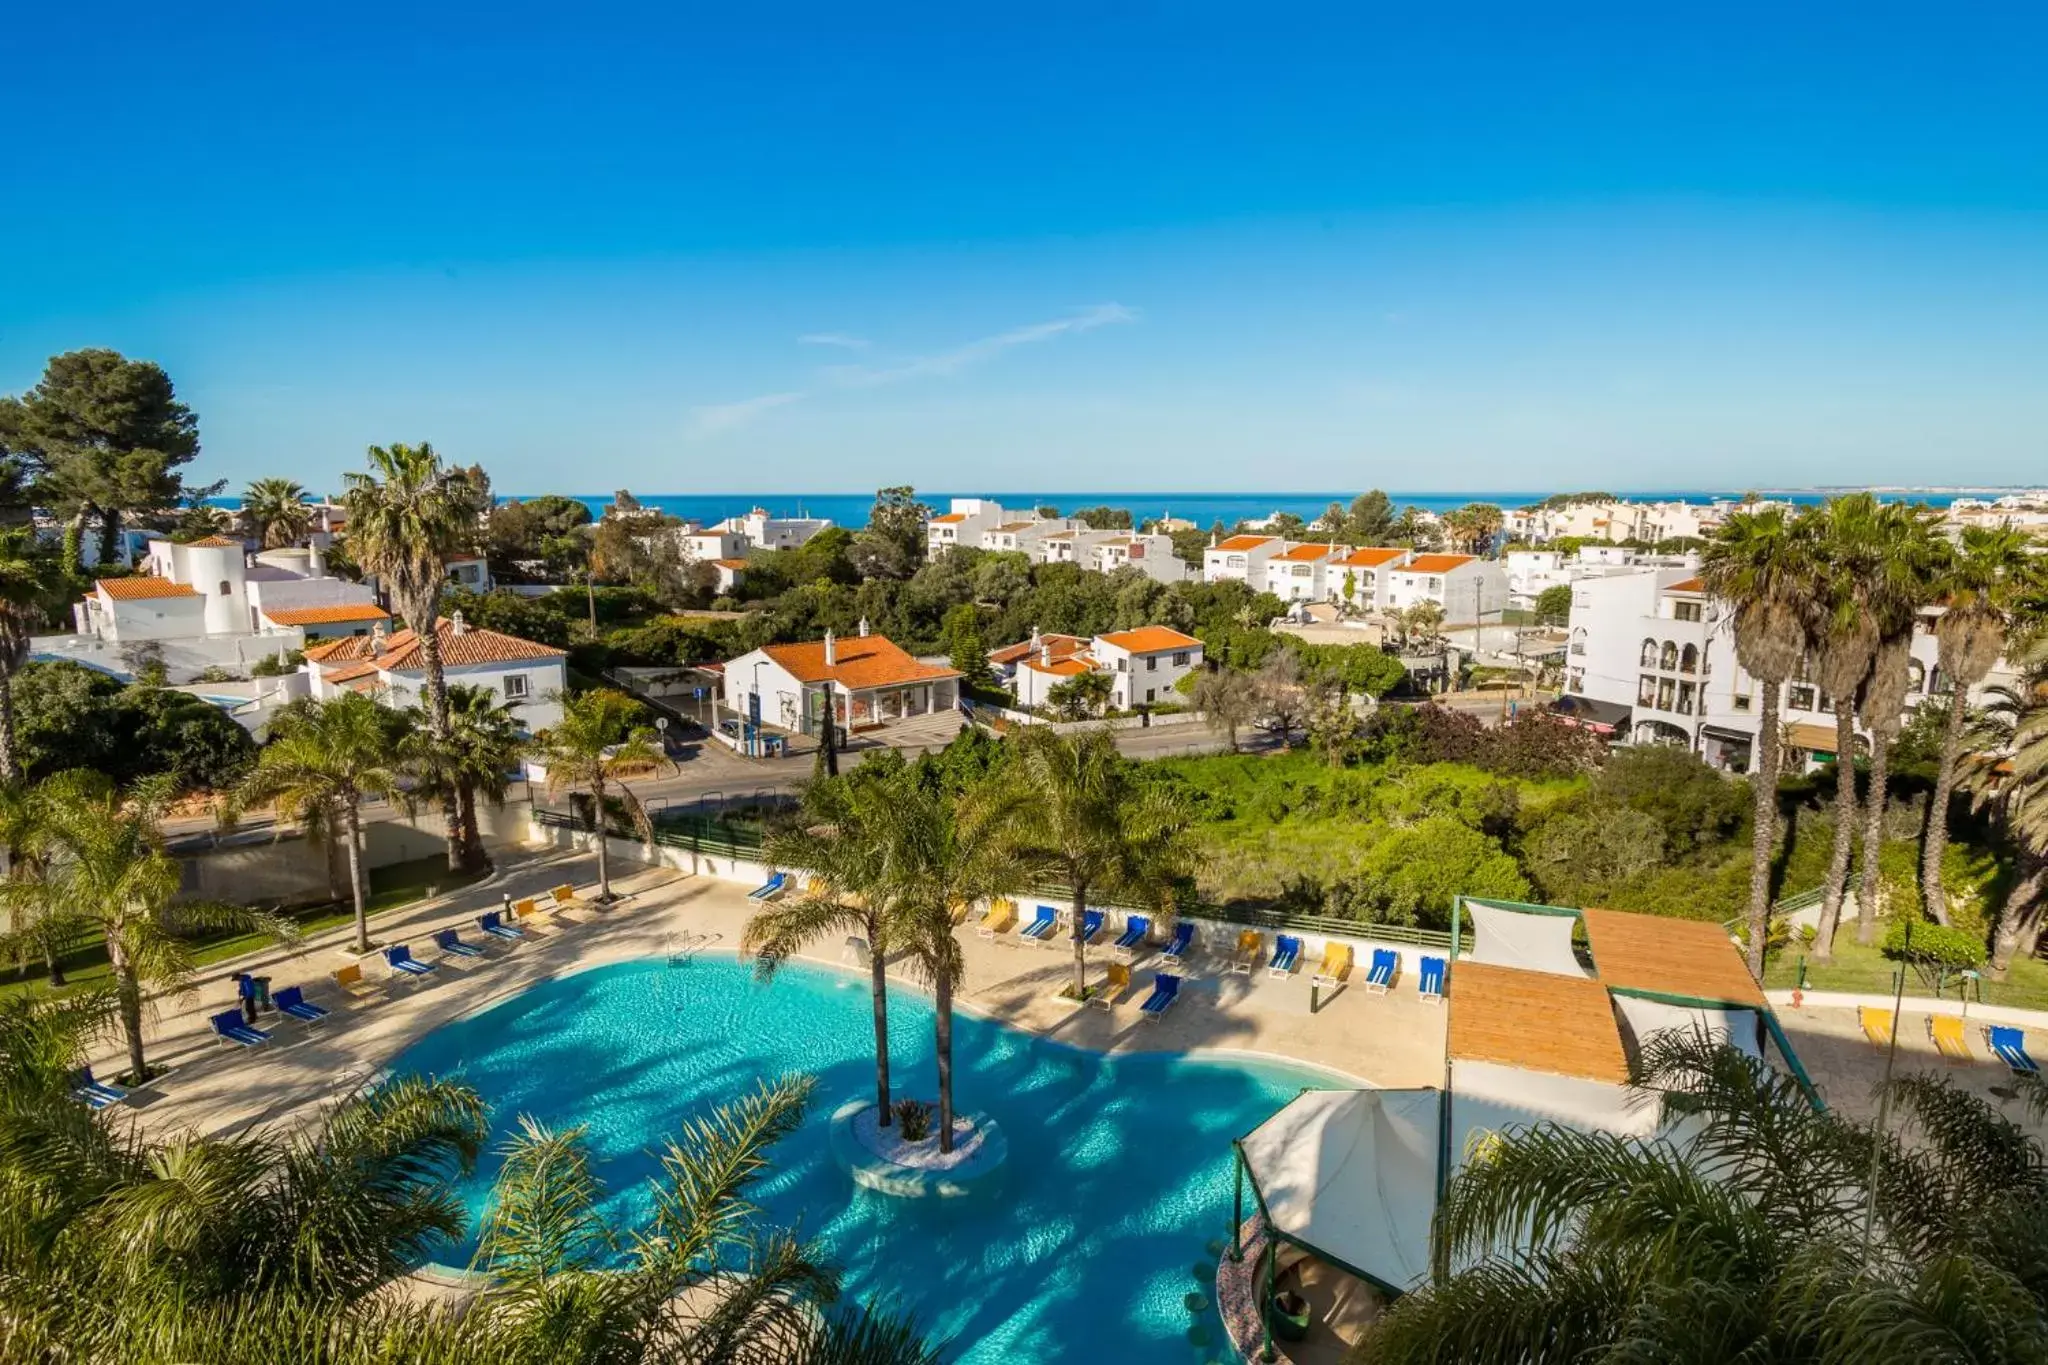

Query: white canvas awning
<box><xmin>1238</xmin><ymin>1088</ymin><xmax>1441</xmax><ymax>1294</ymax></box>
<box><xmin>1612</xmin><ymin>994</ymin><xmax>1762</xmax><ymax>1059</ymax></box>
<box><xmin>1464</xmin><ymin>899</ymin><xmax>1589</xmax><ymax>978</ymax></box>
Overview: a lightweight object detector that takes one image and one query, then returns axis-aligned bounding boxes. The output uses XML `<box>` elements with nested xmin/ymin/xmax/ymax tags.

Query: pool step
<box><xmin>665</xmin><ymin>930</ymin><xmax>723</xmax><ymax>966</ymax></box>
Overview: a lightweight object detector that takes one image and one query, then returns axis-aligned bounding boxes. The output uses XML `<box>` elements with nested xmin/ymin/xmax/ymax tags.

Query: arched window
<box><xmin>1640</xmin><ymin>638</ymin><xmax>1658</xmax><ymax>667</ymax></box>
<box><xmin>1659</xmin><ymin>641</ymin><xmax>1679</xmax><ymax>670</ymax></box>
<box><xmin>1680</xmin><ymin>643</ymin><xmax>1699</xmax><ymax>674</ymax></box>
<box><xmin>1907</xmin><ymin>658</ymin><xmax>1927</xmax><ymax>692</ymax></box>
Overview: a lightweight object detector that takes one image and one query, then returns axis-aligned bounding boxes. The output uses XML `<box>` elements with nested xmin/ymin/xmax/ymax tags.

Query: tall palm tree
<box><xmin>1702</xmin><ymin>506</ymin><xmax>1815</xmax><ymax>977</ymax></box>
<box><xmin>0</xmin><ymin>778</ymin><xmax>79</xmax><ymax>987</ymax></box>
<box><xmin>1000</xmin><ymin>726</ymin><xmax>1198</xmax><ymax>997</ymax></box>
<box><xmin>1922</xmin><ymin>525</ymin><xmax>2038</xmax><ymax>925</ymax></box>
<box><xmin>343</xmin><ymin>442</ymin><xmax>485</xmax><ymax>873</ymax></box>
<box><xmin>1967</xmin><ymin>633</ymin><xmax>2048</xmax><ymax>976</ymax></box>
<box><xmin>0</xmin><ymin>771</ymin><xmax>283</xmax><ymax>1083</ymax></box>
<box><xmin>239</xmin><ymin>476</ymin><xmax>314</xmax><ymax>549</ymax></box>
<box><xmin>527</xmin><ymin>688</ymin><xmax>663</xmax><ymax>904</ymax></box>
<box><xmin>1361</xmin><ymin>1034</ymin><xmax>2048</xmax><ymax>1364</ymax></box>
<box><xmin>239</xmin><ymin>692</ymin><xmax>407</xmax><ymax>954</ymax></box>
<box><xmin>749</xmin><ymin>756</ymin><xmax>919</xmax><ymax>1130</ymax></box>
<box><xmin>0</xmin><ymin>527</ymin><xmax>69</xmax><ymax>783</ymax></box>
<box><xmin>404</xmin><ymin>684</ymin><xmax>523</xmax><ymax>876</ymax></box>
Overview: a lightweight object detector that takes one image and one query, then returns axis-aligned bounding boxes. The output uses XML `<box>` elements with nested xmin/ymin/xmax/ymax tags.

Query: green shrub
<box><xmin>1882</xmin><ymin>917</ymin><xmax>1986</xmax><ymax>971</ymax></box>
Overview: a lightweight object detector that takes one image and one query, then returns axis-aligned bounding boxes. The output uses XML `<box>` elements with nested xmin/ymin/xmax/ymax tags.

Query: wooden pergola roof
<box><xmin>1447</xmin><ymin>961</ymin><xmax>1630</xmax><ymax>1084</ymax></box>
<box><xmin>1580</xmin><ymin>907</ymin><xmax>1766</xmax><ymax>1009</ymax></box>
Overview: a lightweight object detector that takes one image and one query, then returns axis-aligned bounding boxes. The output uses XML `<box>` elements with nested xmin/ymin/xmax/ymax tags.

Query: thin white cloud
<box><xmin>689</xmin><ymin>391</ymin><xmax>804</xmax><ymax>438</ymax></box>
<box><xmin>797</xmin><ymin>332</ymin><xmax>872</xmax><ymax>350</ymax></box>
<box><xmin>826</xmin><ymin>304</ymin><xmax>1137</xmax><ymax>388</ymax></box>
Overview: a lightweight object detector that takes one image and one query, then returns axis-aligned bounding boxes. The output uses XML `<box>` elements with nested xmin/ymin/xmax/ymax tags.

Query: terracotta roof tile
<box><xmin>97</xmin><ymin>577</ymin><xmax>200</xmax><ymax>601</ymax></box>
<box><xmin>186</xmin><ymin>535</ymin><xmax>244</xmax><ymax>548</ymax></box>
<box><xmin>1338</xmin><ymin>547</ymin><xmax>1408</xmax><ymax>568</ymax></box>
<box><xmin>306</xmin><ymin>618</ymin><xmax>564</xmax><ymax>671</ymax></box>
<box><xmin>989</xmin><ymin>633</ymin><xmax>1089</xmax><ymax>666</ymax></box>
<box><xmin>320</xmin><ymin>660</ymin><xmax>381</xmax><ymax>685</ymax></box>
<box><xmin>1021</xmin><ymin>655</ymin><xmax>1092</xmax><ymax>677</ymax></box>
<box><xmin>260</xmin><ymin>602</ymin><xmax>391</xmax><ymax>626</ymax></box>
<box><xmin>929</xmin><ymin>513</ymin><xmax>969</xmax><ymax>524</ymax></box>
<box><xmin>1097</xmin><ymin>626</ymin><xmax>1202</xmax><ymax>653</ymax></box>
<box><xmin>1212</xmin><ymin>535</ymin><xmax>1277</xmax><ymax>552</ymax></box>
<box><xmin>1666</xmin><ymin>576</ymin><xmax>1705</xmax><ymax>593</ymax></box>
<box><xmin>1274</xmin><ymin>542</ymin><xmax>1344</xmax><ymax>562</ymax></box>
<box><xmin>711</xmin><ymin>558</ymin><xmax>749</xmax><ymax>570</ymax></box>
<box><xmin>1400</xmin><ymin>554</ymin><xmax>1476</xmax><ymax>574</ymax></box>
<box><xmin>760</xmin><ymin>635</ymin><xmax>960</xmax><ymax>690</ymax></box>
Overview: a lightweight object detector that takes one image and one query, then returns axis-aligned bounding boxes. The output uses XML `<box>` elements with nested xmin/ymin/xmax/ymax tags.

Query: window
<box><xmin>1226</xmin><ymin>555</ymin><xmax>1245</xmax><ymax>568</ymax></box>
<box><xmin>503</xmin><ymin>673</ymin><xmax>529</xmax><ymax>699</ymax></box>
<box><xmin>1116</xmin><ymin>657</ymin><xmax>1127</xmax><ymax>672</ymax></box>
<box><xmin>1146</xmin><ymin>687</ymin><xmax>1156</xmax><ymax>702</ymax></box>
<box><xmin>1673</xmin><ymin>600</ymin><xmax>1703</xmax><ymax>622</ymax></box>
<box><xmin>1733</xmin><ymin>691</ymin><xmax>1753</xmax><ymax>712</ymax></box>
<box><xmin>218</xmin><ymin>580</ymin><xmax>233</xmax><ymax>597</ymax></box>
<box><xmin>1788</xmin><ymin>684</ymin><xmax>1816</xmax><ymax>711</ymax></box>
<box><xmin>1680</xmin><ymin>644</ymin><xmax>1698</xmax><ymax>673</ymax></box>
<box><xmin>1659</xmin><ymin>642</ymin><xmax>1679</xmax><ymax>670</ymax></box>
<box><xmin>1657</xmin><ymin>678</ymin><xmax>1676</xmax><ymax>711</ymax></box>
<box><xmin>1638</xmin><ymin>675</ymin><xmax>1657</xmax><ymax>707</ymax></box>
<box><xmin>1640</xmin><ymin>639</ymin><xmax>1659</xmax><ymax>667</ymax></box>
<box><xmin>1292</xmin><ymin>565</ymin><xmax>1311</xmax><ymax>577</ymax></box>
<box><xmin>1818</xmin><ymin>691</ymin><xmax>1835</xmax><ymax>714</ymax></box>
<box><xmin>1907</xmin><ymin>659</ymin><xmax>1927</xmax><ymax>692</ymax></box>
<box><xmin>1145</xmin><ymin>656</ymin><xmax>1157</xmax><ymax>671</ymax></box>
<box><xmin>1677</xmin><ymin>681</ymin><xmax>1696</xmax><ymax>715</ymax></box>
<box><xmin>1172</xmin><ymin>651</ymin><xmax>1190</xmax><ymax>666</ymax></box>
<box><xmin>1569</xmin><ymin>669</ymin><xmax>1585</xmax><ymax>692</ymax></box>
<box><xmin>1427</xmin><ymin>577</ymin><xmax>1442</xmax><ymax>592</ymax></box>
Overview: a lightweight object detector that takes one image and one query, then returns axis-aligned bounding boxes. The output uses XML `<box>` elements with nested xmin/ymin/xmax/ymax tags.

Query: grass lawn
<box><xmin>1765</xmin><ymin>933</ymin><xmax>2048</xmax><ymax>1014</ymax></box>
<box><xmin>0</xmin><ymin>853</ymin><xmax>489</xmax><ymax>1000</ymax></box>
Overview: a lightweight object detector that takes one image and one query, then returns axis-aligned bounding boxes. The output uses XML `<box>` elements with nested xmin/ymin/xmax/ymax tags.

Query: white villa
<box><xmin>1202</xmin><ymin>534</ymin><xmax>1284</xmax><ymax>585</ymax></box>
<box><xmin>721</xmin><ymin>627</ymin><xmax>961</xmax><ymax>735</ymax></box>
<box><xmin>1004</xmin><ymin>625</ymin><xmax>1203</xmax><ymax>711</ymax></box>
<box><xmin>1263</xmin><ymin>543</ymin><xmax>1349</xmax><ymax>602</ymax></box>
<box><xmin>1381</xmin><ymin>554</ymin><xmax>1510</xmax><ymax>625</ymax></box>
<box><xmin>303</xmin><ymin>614</ymin><xmax>569</xmax><ymax>732</ymax></box>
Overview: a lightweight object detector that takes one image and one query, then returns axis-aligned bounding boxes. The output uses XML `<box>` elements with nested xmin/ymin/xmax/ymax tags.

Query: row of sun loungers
<box><xmin>1859</xmin><ymin>1005</ymin><xmax>2039</xmax><ymax>1075</ymax></box>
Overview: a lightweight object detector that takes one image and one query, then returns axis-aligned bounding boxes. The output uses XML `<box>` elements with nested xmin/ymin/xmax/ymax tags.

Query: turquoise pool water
<box><xmin>385</xmin><ymin>955</ymin><xmax>1339</xmax><ymax>1363</ymax></box>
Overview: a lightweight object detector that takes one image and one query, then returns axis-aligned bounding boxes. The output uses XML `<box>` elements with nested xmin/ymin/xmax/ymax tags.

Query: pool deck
<box><xmin>107</xmin><ymin>845</ymin><xmax>1450</xmax><ymax>1143</ymax></box>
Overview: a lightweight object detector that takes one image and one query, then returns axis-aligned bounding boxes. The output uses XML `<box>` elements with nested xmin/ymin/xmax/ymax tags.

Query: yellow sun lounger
<box><xmin>331</xmin><ymin>962</ymin><xmax>378</xmax><ymax>997</ymax></box>
<box><xmin>1929</xmin><ymin>1014</ymin><xmax>1973</xmax><ymax>1063</ymax></box>
<box><xmin>1227</xmin><ymin>930</ymin><xmax>1263</xmax><ymax>976</ymax></box>
<box><xmin>551</xmin><ymin>884</ymin><xmax>583</xmax><ymax>907</ymax></box>
<box><xmin>977</xmin><ymin>901</ymin><xmax>1017</xmax><ymax>940</ymax></box>
<box><xmin>1312</xmin><ymin>943</ymin><xmax>1353</xmax><ymax>986</ymax></box>
<box><xmin>1858</xmin><ymin>1006</ymin><xmax>1893</xmax><ymax>1047</ymax></box>
<box><xmin>1091</xmin><ymin>962</ymin><xmax>1132</xmax><ymax>1011</ymax></box>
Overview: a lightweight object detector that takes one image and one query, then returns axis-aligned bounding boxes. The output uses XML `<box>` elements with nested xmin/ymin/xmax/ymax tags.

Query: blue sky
<box><xmin>3</xmin><ymin>2</ymin><xmax>2045</xmax><ymax>495</ymax></box>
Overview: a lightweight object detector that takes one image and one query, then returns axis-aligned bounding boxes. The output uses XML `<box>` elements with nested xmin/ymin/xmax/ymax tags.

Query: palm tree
<box><xmin>1967</xmin><ymin>633</ymin><xmax>2048</xmax><ymax>976</ymax></box>
<box><xmin>0</xmin><ymin>527</ymin><xmax>69</xmax><ymax>782</ymax></box>
<box><xmin>749</xmin><ymin>757</ymin><xmax>918</xmax><ymax>1129</ymax></box>
<box><xmin>1000</xmin><ymin>726</ymin><xmax>1198</xmax><ymax>997</ymax></box>
<box><xmin>1361</xmin><ymin>1033</ymin><xmax>2048</xmax><ymax>1364</ymax></box>
<box><xmin>528</xmin><ymin>688</ymin><xmax>663</xmax><ymax>904</ymax></box>
<box><xmin>404</xmin><ymin>684</ymin><xmax>523</xmax><ymax>876</ymax></box>
<box><xmin>1702</xmin><ymin>506</ymin><xmax>1814</xmax><ymax>977</ymax></box>
<box><xmin>239</xmin><ymin>476</ymin><xmax>314</xmax><ymax>549</ymax></box>
<box><xmin>0</xmin><ymin>778</ymin><xmax>80</xmax><ymax>987</ymax></box>
<box><xmin>343</xmin><ymin>442</ymin><xmax>485</xmax><ymax>873</ymax></box>
<box><xmin>239</xmin><ymin>693</ymin><xmax>407</xmax><ymax>954</ymax></box>
<box><xmin>1192</xmin><ymin>666</ymin><xmax>1259</xmax><ymax>752</ymax></box>
<box><xmin>1922</xmin><ymin>525</ymin><xmax>2037</xmax><ymax>925</ymax></box>
<box><xmin>0</xmin><ymin>771</ymin><xmax>284</xmax><ymax>1083</ymax></box>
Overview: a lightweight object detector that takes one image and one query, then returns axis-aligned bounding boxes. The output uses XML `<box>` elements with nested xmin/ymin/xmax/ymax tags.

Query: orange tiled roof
<box><xmin>261</xmin><ymin>602</ymin><xmax>391</xmax><ymax>626</ymax></box>
<box><xmin>992</xmin><ymin>521</ymin><xmax>1037</xmax><ymax>532</ymax></box>
<box><xmin>760</xmin><ymin>635</ymin><xmax>961</xmax><ymax>690</ymax></box>
<box><xmin>306</xmin><ymin>618</ymin><xmax>564</xmax><ymax>671</ymax></box>
<box><xmin>711</xmin><ymin>558</ymin><xmax>749</xmax><ymax>570</ymax></box>
<box><xmin>1098</xmin><ymin>625</ymin><xmax>1202</xmax><ymax>653</ymax></box>
<box><xmin>1338</xmin><ymin>547</ymin><xmax>1407</xmax><ymax>568</ymax></box>
<box><xmin>97</xmin><ymin>577</ymin><xmax>199</xmax><ymax>601</ymax></box>
<box><xmin>989</xmin><ymin>633</ymin><xmax>1089</xmax><ymax>667</ymax></box>
<box><xmin>1273</xmin><ymin>542</ymin><xmax>1343</xmax><ymax>562</ymax></box>
<box><xmin>1666</xmin><ymin>576</ymin><xmax>1705</xmax><ymax>593</ymax></box>
<box><xmin>1401</xmin><ymin>554</ymin><xmax>1475</xmax><ymax>573</ymax></box>
<box><xmin>1021</xmin><ymin>655</ymin><xmax>1092</xmax><ymax>677</ymax></box>
<box><xmin>186</xmin><ymin>535</ymin><xmax>244</xmax><ymax>548</ymax></box>
<box><xmin>1212</xmin><ymin>534</ymin><xmax>1276</xmax><ymax>552</ymax></box>
<box><xmin>930</xmin><ymin>512</ymin><xmax>969</xmax><ymax>524</ymax></box>
<box><xmin>320</xmin><ymin>660</ymin><xmax>382</xmax><ymax>685</ymax></box>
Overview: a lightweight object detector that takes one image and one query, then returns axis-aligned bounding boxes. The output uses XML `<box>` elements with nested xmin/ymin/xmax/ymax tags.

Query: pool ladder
<box><xmin>666</xmin><ymin>930</ymin><xmax>722</xmax><ymax>966</ymax></box>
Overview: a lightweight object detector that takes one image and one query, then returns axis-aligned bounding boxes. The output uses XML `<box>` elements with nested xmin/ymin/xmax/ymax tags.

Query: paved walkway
<box><xmin>113</xmin><ymin>845</ymin><xmax>1447</xmax><ymax>1142</ymax></box>
<box><xmin>1774</xmin><ymin>1001</ymin><xmax>2048</xmax><ymax>1132</ymax></box>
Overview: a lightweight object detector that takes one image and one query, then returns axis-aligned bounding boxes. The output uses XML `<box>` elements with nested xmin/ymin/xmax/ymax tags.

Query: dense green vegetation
<box><xmin>14</xmin><ymin>661</ymin><xmax>256</xmax><ymax>791</ymax></box>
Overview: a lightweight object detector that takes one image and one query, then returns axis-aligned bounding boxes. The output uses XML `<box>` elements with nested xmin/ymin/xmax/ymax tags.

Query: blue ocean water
<box><xmin>385</xmin><ymin>955</ymin><xmax>1334</xmax><ymax>1364</ymax></box>
<box><xmin>527</xmin><ymin>488</ymin><xmax>1961</xmax><ymax>531</ymax></box>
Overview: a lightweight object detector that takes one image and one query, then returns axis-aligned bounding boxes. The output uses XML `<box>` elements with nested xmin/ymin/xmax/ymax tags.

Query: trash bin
<box><xmin>235</xmin><ymin>973</ymin><xmax>274</xmax><ymax>1022</ymax></box>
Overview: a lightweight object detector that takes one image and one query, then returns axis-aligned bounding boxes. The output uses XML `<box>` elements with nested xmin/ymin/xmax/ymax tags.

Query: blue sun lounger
<box><xmin>69</xmin><ymin>1065</ymin><xmax>127</xmax><ymax>1109</ymax></box>
<box><xmin>1140</xmin><ymin>972</ymin><xmax>1181</xmax><ymax>1021</ymax></box>
<box><xmin>1364</xmin><ymin>948</ymin><xmax>1398</xmax><ymax>994</ymax></box>
<box><xmin>1162</xmin><ymin>921</ymin><xmax>1195</xmax><ymax>964</ymax></box>
<box><xmin>1114</xmin><ymin>915</ymin><xmax>1151</xmax><ymax>958</ymax></box>
<box><xmin>1989</xmin><ymin>1025</ymin><xmax>2039</xmax><ymax>1076</ymax></box>
<box><xmin>476</xmin><ymin>910</ymin><xmax>524</xmax><ymax>941</ymax></box>
<box><xmin>384</xmin><ymin>944</ymin><xmax>438</xmax><ymax>978</ymax></box>
<box><xmin>210</xmin><ymin>1009</ymin><xmax>271</xmax><ymax>1048</ymax></box>
<box><xmin>748</xmin><ymin>872</ymin><xmax>788</xmax><ymax>902</ymax></box>
<box><xmin>1419</xmin><ymin>955</ymin><xmax>1446</xmax><ymax>1004</ymax></box>
<box><xmin>1267</xmin><ymin>934</ymin><xmax>1302</xmax><ymax>979</ymax></box>
<box><xmin>272</xmin><ymin>985</ymin><xmax>330</xmax><ymax>1025</ymax></box>
<box><xmin>1019</xmin><ymin>905</ymin><xmax>1059</xmax><ymax>942</ymax></box>
<box><xmin>432</xmin><ymin>928</ymin><xmax>485</xmax><ymax>958</ymax></box>
<box><xmin>1076</xmin><ymin>909</ymin><xmax>1105</xmax><ymax>944</ymax></box>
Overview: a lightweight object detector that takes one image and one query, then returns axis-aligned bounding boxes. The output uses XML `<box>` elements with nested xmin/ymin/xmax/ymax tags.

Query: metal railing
<box><xmin>534</xmin><ymin>806</ymin><xmax>766</xmax><ymax>860</ymax></box>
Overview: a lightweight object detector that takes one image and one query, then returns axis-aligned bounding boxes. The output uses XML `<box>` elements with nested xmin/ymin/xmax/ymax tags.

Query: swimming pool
<box><xmin>384</xmin><ymin>954</ymin><xmax>1342</xmax><ymax>1364</ymax></box>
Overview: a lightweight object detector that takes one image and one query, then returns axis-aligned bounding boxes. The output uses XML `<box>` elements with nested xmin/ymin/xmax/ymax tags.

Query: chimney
<box><xmin>450</xmin><ymin>610</ymin><xmax>467</xmax><ymax>636</ymax></box>
<box><xmin>858</xmin><ymin>616</ymin><xmax>870</xmax><ymax>637</ymax></box>
<box><xmin>824</xmin><ymin>629</ymin><xmax>837</xmax><ymax>667</ymax></box>
<box><xmin>1041</xmin><ymin>641</ymin><xmax>1053</xmax><ymax>667</ymax></box>
<box><xmin>370</xmin><ymin>623</ymin><xmax>386</xmax><ymax>658</ymax></box>
<box><xmin>1029</xmin><ymin>625</ymin><xmax>1041</xmax><ymax>650</ymax></box>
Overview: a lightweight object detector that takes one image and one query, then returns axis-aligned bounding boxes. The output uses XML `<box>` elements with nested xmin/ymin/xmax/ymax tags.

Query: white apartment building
<box><xmin>1505</xmin><ymin>546</ymin><xmax>1701</xmax><ymax>609</ymax></box>
<box><xmin>304</xmin><ymin>614</ymin><xmax>570</xmax><ymax>732</ymax></box>
<box><xmin>76</xmin><ymin>536</ymin><xmax>383</xmax><ymax>644</ymax></box>
<box><xmin>1007</xmin><ymin>626</ymin><xmax>1203</xmax><ymax>711</ymax></box>
<box><xmin>1202</xmin><ymin>534</ymin><xmax>1285</xmax><ymax>586</ymax></box>
<box><xmin>713</xmin><ymin>507</ymin><xmax>833</xmax><ymax>551</ymax></box>
<box><xmin>1032</xmin><ymin>528</ymin><xmax>1124</xmax><ymax>568</ymax></box>
<box><xmin>1561</xmin><ymin>568</ymin><xmax>1970</xmax><ymax>772</ymax></box>
<box><xmin>1263</xmin><ymin>543</ymin><xmax>1348</xmax><ymax>602</ymax></box>
<box><xmin>980</xmin><ymin>518</ymin><xmax>1078</xmax><ymax>555</ymax></box>
<box><xmin>1333</xmin><ymin>547</ymin><xmax>1411</xmax><ymax>612</ymax></box>
<box><xmin>926</xmin><ymin>498</ymin><xmax>1019</xmax><ymax>558</ymax></box>
<box><xmin>1092</xmin><ymin>533</ymin><xmax>1189</xmax><ymax>584</ymax></box>
<box><xmin>1381</xmin><ymin>554</ymin><xmax>1510</xmax><ymax>624</ymax></box>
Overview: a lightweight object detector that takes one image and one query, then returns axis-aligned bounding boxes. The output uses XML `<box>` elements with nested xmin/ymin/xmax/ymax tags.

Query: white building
<box><xmin>1091</xmin><ymin>533</ymin><xmax>1189</xmax><ymax>583</ymax></box>
<box><xmin>722</xmin><ymin>628</ymin><xmax>961</xmax><ymax>735</ymax></box>
<box><xmin>1202</xmin><ymin>534</ymin><xmax>1285</xmax><ymax>586</ymax></box>
<box><xmin>713</xmin><ymin>507</ymin><xmax>832</xmax><ymax>551</ymax></box>
<box><xmin>1032</xmin><ymin>528</ymin><xmax>1124</xmax><ymax>568</ymax></box>
<box><xmin>980</xmin><ymin>518</ymin><xmax>1077</xmax><ymax>555</ymax></box>
<box><xmin>1007</xmin><ymin>625</ymin><xmax>1203</xmax><ymax>712</ymax></box>
<box><xmin>1561</xmin><ymin>568</ymin><xmax>1971</xmax><ymax>771</ymax></box>
<box><xmin>987</xmin><ymin>629</ymin><xmax>1090</xmax><ymax>687</ymax></box>
<box><xmin>926</xmin><ymin>498</ymin><xmax>1019</xmax><ymax>559</ymax></box>
<box><xmin>1333</xmin><ymin>547</ymin><xmax>1411</xmax><ymax>612</ymax></box>
<box><xmin>1381</xmin><ymin>554</ymin><xmax>1509</xmax><ymax>624</ymax></box>
<box><xmin>76</xmin><ymin>536</ymin><xmax>384</xmax><ymax>645</ymax></box>
<box><xmin>1263</xmin><ymin>543</ymin><xmax>1348</xmax><ymax>602</ymax></box>
<box><xmin>446</xmin><ymin>554</ymin><xmax>493</xmax><ymax>592</ymax></box>
<box><xmin>303</xmin><ymin>614</ymin><xmax>569</xmax><ymax>732</ymax></box>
